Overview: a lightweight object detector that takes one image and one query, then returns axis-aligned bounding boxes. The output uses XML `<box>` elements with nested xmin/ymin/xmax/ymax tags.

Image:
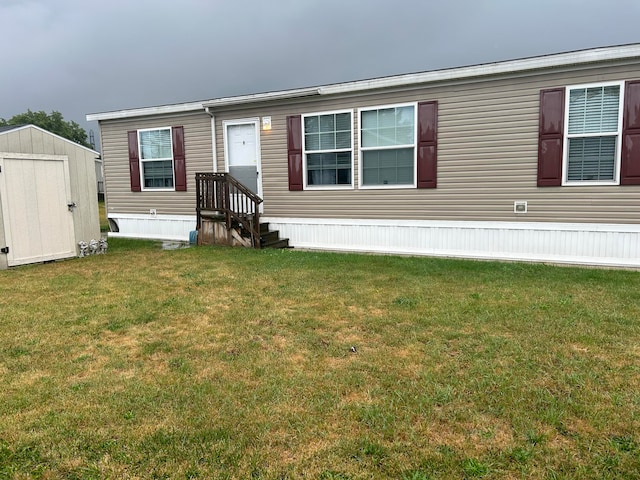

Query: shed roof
<box><xmin>0</xmin><ymin>124</ymin><xmax>26</xmax><ymax>134</ymax></box>
<box><xmin>86</xmin><ymin>42</ymin><xmax>640</xmax><ymax>122</ymax></box>
<box><xmin>0</xmin><ymin>124</ymin><xmax>99</xmax><ymax>156</ymax></box>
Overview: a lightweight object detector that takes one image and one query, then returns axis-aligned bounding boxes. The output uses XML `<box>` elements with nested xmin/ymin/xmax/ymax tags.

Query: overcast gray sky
<box><xmin>1</xmin><ymin>0</ymin><xmax>639</xmax><ymax>146</ymax></box>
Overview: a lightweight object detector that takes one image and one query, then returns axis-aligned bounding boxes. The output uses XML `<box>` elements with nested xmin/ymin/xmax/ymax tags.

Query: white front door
<box><xmin>224</xmin><ymin>120</ymin><xmax>262</xmax><ymax>199</ymax></box>
<box><xmin>0</xmin><ymin>154</ymin><xmax>76</xmax><ymax>266</ymax></box>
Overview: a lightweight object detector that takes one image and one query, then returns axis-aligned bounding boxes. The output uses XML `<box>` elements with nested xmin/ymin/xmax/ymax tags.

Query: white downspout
<box><xmin>204</xmin><ymin>107</ymin><xmax>217</xmax><ymax>172</ymax></box>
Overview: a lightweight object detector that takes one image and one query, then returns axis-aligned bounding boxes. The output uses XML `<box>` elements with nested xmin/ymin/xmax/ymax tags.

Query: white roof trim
<box><xmin>0</xmin><ymin>124</ymin><xmax>99</xmax><ymax>155</ymax></box>
<box><xmin>202</xmin><ymin>87</ymin><xmax>321</xmax><ymax>108</ymax></box>
<box><xmin>86</xmin><ymin>101</ymin><xmax>204</xmax><ymax>122</ymax></box>
<box><xmin>86</xmin><ymin>43</ymin><xmax>640</xmax><ymax>122</ymax></box>
<box><xmin>318</xmin><ymin>44</ymin><xmax>640</xmax><ymax>95</ymax></box>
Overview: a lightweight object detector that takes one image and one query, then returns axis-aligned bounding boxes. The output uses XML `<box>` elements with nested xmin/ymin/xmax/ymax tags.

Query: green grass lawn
<box><xmin>1</xmin><ymin>240</ymin><xmax>639</xmax><ymax>479</ymax></box>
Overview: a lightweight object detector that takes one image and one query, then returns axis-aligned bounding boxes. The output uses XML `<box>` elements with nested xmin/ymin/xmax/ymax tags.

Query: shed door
<box><xmin>0</xmin><ymin>154</ymin><xmax>76</xmax><ymax>266</ymax></box>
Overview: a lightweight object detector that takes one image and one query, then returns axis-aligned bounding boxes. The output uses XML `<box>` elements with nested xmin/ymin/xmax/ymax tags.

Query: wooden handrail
<box><xmin>195</xmin><ymin>172</ymin><xmax>264</xmax><ymax>247</ymax></box>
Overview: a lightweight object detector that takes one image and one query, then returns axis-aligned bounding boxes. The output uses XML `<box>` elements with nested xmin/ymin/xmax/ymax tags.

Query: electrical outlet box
<box><xmin>150</xmin><ymin>208</ymin><xmax>157</xmax><ymax>215</ymax></box>
<box><xmin>514</xmin><ymin>201</ymin><xmax>527</xmax><ymax>213</ymax></box>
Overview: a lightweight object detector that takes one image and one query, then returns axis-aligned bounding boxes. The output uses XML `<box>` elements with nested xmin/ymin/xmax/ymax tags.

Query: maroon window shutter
<box><xmin>417</xmin><ymin>101</ymin><xmax>438</xmax><ymax>188</ymax></box>
<box><xmin>127</xmin><ymin>130</ymin><xmax>141</xmax><ymax>192</ymax></box>
<box><xmin>172</xmin><ymin>126</ymin><xmax>187</xmax><ymax>191</ymax></box>
<box><xmin>537</xmin><ymin>88</ymin><xmax>565</xmax><ymax>186</ymax></box>
<box><xmin>621</xmin><ymin>80</ymin><xmax>640</xmax><ymax>185</ymax></box>
<box><xmin>287</xmin><ymin>115</ymin><xmax>303</xmax><ymax>191</ymax></box>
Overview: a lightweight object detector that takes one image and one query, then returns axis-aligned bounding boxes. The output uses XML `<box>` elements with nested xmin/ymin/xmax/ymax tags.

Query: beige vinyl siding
<box><xmin>99</xmin><ymin>112</ymin><xmax>213</xmax><ymax>217</ymax></box>
<box><xmin>98</xmin><ymin>59</ymin><xmax>640</xmax><ymax>225</ymax></box>
<box><xmin>0</xmin><ymin>127</ymin><xmax>100</xmax><ymax>243</ymax></box>
<box><xmin>206</xmin><ymin>60</ymin><xmax>640</xmax><ymax>224</ymax></box>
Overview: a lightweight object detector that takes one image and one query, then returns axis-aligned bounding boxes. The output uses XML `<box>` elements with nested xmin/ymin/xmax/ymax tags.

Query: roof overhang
<box><xmin>86</xmin><ymin>101</ymin><xmax>204</xmax><ymax>122</ymax></box>
<box><xmin>202</xmin><ymin>87</ymin><xmax>321</xmax><ymax>109</ymax></box>
<box><xmin>86</xmin><ymin>43</ymin><xmax>640</xmax><ymax>122</ymax></box>
<box><xmin>317</xmin><ymin>43</ymin><xmax>640</xmax><ymax>95</ymax></box>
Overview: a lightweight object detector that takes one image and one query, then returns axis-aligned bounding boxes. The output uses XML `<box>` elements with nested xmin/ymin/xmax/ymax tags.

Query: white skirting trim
<box><xmin>107</xmin><ymin>214</ymin><xmax>196</xmax><ymax>242</ymax></box>
<box><xmin>262</xmin><ymin>217</ymin><xmax>640</xmax><ymax>268</ymax></box>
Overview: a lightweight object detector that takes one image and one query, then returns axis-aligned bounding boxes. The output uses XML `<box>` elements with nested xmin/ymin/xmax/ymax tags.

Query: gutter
<box><xmin>204</xmin><ymin>107</ymin><xmax>218</xmax><ymax>172</ymax></box>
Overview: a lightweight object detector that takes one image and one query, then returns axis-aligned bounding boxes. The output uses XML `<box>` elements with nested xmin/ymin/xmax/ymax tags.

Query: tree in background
<box><xmin>0</xmin><ymin>110</ymin><xmax>91</xmax><ymax>149</ymax></box>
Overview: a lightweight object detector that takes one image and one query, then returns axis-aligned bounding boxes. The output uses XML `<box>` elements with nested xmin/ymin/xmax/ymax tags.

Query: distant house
<box><xmin>87</xmin><ymin>44</ymin><xmax>640</xmax><ymax>267</ymax></box>
<box><xmin>0</xmin><ymin>125</ymin><xmax>100</xmax><ymax>269</ymax></box>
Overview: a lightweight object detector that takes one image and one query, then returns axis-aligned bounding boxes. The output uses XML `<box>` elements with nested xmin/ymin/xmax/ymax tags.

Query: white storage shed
<box><xmin>0</xmin><ymin>125</ymin><xmax>100</xmax><ymax>269</ymax></box>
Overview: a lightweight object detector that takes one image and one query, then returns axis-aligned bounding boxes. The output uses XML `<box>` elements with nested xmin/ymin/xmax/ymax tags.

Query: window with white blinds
<box><xmin>360</xmin><ymin>104</ymin><xmax>416</xmax><ymax>187</ymax></box>
<box><xmin>302</xmin><ymin>111</ymin><xmax>353</xmax><ymax>188</ymax></box>
<box><xmin>565</xmin><ymin>83</ymin><xmax>622</xmax><ymax>183</ymax></box>
<box><xmin>138</xmin><ymin>127</ymin><xmax>175</xmax><ymax>189</ymax></box>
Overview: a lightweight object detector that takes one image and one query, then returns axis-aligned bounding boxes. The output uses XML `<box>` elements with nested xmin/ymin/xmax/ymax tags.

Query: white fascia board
<box><xmin>318</xmin><ymin>44</ymin><xmax>640</xmax><ymax>96</ymax></box>
<box><xmin>86</xmin><ymin>87</ymin><xmax>321</xmax><ymax>122</ymax></box>
<box><xmin>202</xmin><ymin>87</ymin><xmax>321</xmax><ymax>108</ymax></box>
<box><xmin>86</xmin><ymin>102</ymin><xmax>205</xmax><ymax>122</ymax></box>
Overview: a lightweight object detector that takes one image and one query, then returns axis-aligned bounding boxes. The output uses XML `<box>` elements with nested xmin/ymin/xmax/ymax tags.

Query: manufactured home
<box><xmin>0</xmin><ymin>125</ymin><xmax>100</xmax><ymax>269</ymax></box>
<box><xmin>87</xmin><ymin>44</ymin><xmax>640</xmax><ymax>267</ymax></box>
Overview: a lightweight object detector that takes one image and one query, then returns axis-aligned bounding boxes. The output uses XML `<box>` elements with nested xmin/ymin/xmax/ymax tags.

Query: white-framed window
<box><xmin>359</xmin><ymin>102</ymin><xmax>417</xmax><ymax>188</ymax></box>
<box><xmin>563</xmin><ymin>81</ymin><xmax>624</xmax><ymax>185</ymax></box>
<box><xmin>302</xmin><ymin>110</ymin><xmax>353</xmax><ymax>188</ymax></box>
<box><xmin>138</xmin><ymin>127</ymin><xmax>174</xmax><ymax>190</ymax></box>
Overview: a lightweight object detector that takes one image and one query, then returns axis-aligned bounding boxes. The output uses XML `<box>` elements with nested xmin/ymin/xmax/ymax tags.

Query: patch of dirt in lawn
<box><xmin>11</xmin><ymin>369</ymin><xmax>48</xmax><ymax>388</ymax></box>
<box><xmin>414</xmin><ymin>415</ymin><xmax>516</xmax><ymax>453</ymax></box>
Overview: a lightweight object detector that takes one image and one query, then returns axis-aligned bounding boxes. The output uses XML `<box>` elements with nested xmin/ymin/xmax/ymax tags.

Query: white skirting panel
<box><xmin>108</xmin><ymin>214</ymin><xmax>196</xmax><ymax>241</ymax></box>
<box><xmin>262</xmin><ymin>217</ymin><xmax>640</xmax><ymax>268</ymax></box>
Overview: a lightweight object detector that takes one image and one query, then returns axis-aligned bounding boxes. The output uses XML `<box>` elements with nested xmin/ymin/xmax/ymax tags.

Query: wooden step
<box><xmin>258</xmin><ymin>222</ymin><xmax>291</xmax><ymax>249</ymax></box>
<box><xmin>263</xmin><ymin>238</ymin><xmax>290</xmax><ymax>249</ymax></box>
<box><xmin>260</xmin><ymin>230</ymin><xmax>280</xmax><ymax>244</ymax></box>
